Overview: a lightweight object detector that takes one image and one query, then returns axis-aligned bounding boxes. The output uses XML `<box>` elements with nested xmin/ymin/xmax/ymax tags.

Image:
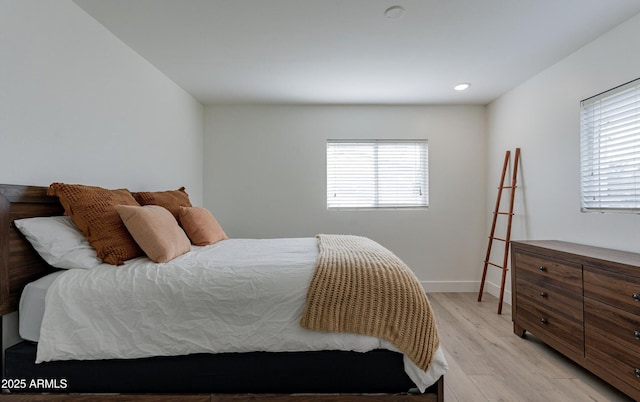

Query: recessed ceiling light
<box><xmin>454</xmin><ymin>83</ymin><xmax>471</xmax><ymax>91</ymax></box>
<box><xmin>384</xmin><ymin>5</ymin><xmax>405</xmax><ymax>20</ymax></box>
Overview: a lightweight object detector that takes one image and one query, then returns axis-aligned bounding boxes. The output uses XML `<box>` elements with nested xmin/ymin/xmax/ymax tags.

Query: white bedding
<box><xmin>19</xmin><ymin>270</ymin><xmax>65</xmax><ymax>342</ymax></box>
<box><xmin>36</xmin><ymin>238</ymin><xmax>447</xmax><ymax>391</ymax></box>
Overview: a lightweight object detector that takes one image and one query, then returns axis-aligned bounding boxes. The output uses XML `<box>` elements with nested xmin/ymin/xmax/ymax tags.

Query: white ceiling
<box><xmin>73</xmin><ymin>0</ymin><xmax>640</xmax><ymax>105</ymax></box>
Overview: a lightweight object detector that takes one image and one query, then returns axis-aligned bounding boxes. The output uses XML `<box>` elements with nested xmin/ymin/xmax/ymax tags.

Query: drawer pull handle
<box><xmin>633</xmin><ymin>293</ymin><xmax>640</xmax><ymax>302</ymax></box>
<box><xmin>539</xmin><ymin>292</ymin><xmax>547</xmax><ymax>298</ymax></box>
<box><xmin>635</xmin><ymin>368</ymin><xmax>640</xmax><ymax>378</ymax></box>
<box><xmin>540</xmin><ymin>318</ymin><xmax>547</xmax><ymax>325</ymax></box>
<box><xmin>538</xmin><ymin>266</ymin><xmax>546</xmax><ymax>272</ymax></box>
<box><xmin>635</xmin><ymin>331</ymin><xmax>640</xmax><ymax>340</ymax></box>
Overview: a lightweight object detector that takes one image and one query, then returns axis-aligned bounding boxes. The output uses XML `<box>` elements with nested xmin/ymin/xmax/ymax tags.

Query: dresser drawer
<box><xmin>516</xmin><ymin>295</ymin><xmax>583</xmax><ymax>357</ymax></box>
<box><xmin>584</xmin><ymin>266</ymin><xmax>640</xmax><ymax>315</ymax></box>
<box><xmin>513</xmin><ymin>252</ymin><xmax>582</xmax><ymax>294</ymax></box>
<box><xmin>585</xmin><ymin>297</ymin><xmax>640</xmax><ymax>353</ymax></box>
<box><xmin>515</xmin><ymin>276</ymin><xmax>582</xmax><ymax>321</ymax></box>
<box><xmin>586</xmin><ymin>328</ymin><xmax>640</xmax><ymax>397</ymax></box>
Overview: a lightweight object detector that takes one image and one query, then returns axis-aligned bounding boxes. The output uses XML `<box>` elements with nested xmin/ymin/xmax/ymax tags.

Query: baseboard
<box><xmin>421</xmin><ymin>280</ymin><xmax>512</xmax><ymax>305</ymax></box>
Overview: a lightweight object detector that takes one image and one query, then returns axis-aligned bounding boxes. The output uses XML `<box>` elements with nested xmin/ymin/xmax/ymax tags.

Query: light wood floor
<box><xmin>429</xmin><ymin>293</ymin><xmax>633</xmax><ymax>402</ymax></box>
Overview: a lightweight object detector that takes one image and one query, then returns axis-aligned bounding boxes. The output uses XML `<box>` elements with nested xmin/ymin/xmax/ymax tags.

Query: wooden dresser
<box><xmin>511</xmin><ymin>240</ymin><xmax>640</xmax><ymax>400</ymax></box>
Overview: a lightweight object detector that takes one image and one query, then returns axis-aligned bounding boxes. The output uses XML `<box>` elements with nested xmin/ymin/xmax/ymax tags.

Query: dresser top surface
<box><xmin>512</xmin><ymin>240</ymin><xmax>640</xmax><ymax>269</ymax></box>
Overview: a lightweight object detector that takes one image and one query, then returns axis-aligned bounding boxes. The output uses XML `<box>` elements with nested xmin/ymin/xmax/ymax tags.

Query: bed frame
<box><xmin>0</xmin><ymin>184</ymin><xmax>444</xmax><ymax>401</ymax></box>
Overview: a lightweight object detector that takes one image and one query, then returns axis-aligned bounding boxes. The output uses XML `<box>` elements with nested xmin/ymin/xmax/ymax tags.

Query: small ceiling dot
<box><xmin>384</xmin><ymin>5</ymin><xmax>405</xmax><ymax>20</ymax></box>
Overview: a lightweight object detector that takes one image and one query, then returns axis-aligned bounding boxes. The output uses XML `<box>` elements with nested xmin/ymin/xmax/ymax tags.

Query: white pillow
<box><xmin>14</xmin><ymin>216</ymin><xmax>102</xmax><ymax>269</ymax></box>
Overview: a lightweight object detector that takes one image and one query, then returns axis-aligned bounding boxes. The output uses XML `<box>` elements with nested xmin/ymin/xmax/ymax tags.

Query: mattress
<box><xmin>21</xmin><ymin>238</ymin><xmax>446</xmax><ymax>392</ymax></box>
<box><xmin>19</xmin><ymin>270</ymin><xmax>65</xmax><ymax>342</ymax></box>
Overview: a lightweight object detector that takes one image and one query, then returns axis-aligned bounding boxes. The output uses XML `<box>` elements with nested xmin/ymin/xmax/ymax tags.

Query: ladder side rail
<box><xmin>497</xmin><ymin>147</ymin><xmax>520</xmax><ymax>314</ymax></box>
<box><xmin>478</xmin><ymin>150</ymin><xmax>511</xmax><ymax>302</ymax></box>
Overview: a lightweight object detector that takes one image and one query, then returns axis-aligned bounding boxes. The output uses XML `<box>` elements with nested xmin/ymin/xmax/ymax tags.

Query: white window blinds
<box><xmin>327</xmin><ymin>140</ymin><xmax>428</xmax><ymax>209</ymax></box>
<box><xmin>580</xmin><ymin>78</ymin><xmax>640</xmax><ymax>213</ymax></box>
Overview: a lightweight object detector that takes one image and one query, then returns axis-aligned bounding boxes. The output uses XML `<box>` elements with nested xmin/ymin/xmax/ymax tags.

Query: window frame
<box><xmin>326</xmin><ymin>139</ymin><xmax>429</xmax><ymax>211</ymax></box>
<box><xmin>580</xmin><ymin>77</ymin><xmax>640</xmax><ymax>214</ymax></box>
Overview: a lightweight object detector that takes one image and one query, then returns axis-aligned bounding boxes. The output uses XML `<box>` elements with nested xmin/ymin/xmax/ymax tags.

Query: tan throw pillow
<box><xmin>178</xmin><ymin>206</ymin><xmax>228</xmax><ymax>246</ymax></box>
<box><xmin>116</xmin><ymin>205</ymin><xmax>191</xmax><ymax>263</ymax></box>
<box><xmin>47</xmin><ymin>183</ymin><xmax>144</xmax><ymax>266</ymax></box>
<box><xmin>133</xmin><ymin>187</ymin><xmax>192</xmax><ymax>221</ymax></box>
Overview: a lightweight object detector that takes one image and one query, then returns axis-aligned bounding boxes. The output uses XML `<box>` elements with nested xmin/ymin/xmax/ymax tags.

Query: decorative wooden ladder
<box><xmin>478</xmin><ymin>148</ymin><xmax>520</xmax><ymax>314</ymax></box>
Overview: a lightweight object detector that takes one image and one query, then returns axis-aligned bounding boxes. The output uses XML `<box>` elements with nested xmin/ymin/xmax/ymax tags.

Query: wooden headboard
<box><xmin>0</xmin><ymin>184</ymin><xmax>63</xmax><ymax>316</ymax></box>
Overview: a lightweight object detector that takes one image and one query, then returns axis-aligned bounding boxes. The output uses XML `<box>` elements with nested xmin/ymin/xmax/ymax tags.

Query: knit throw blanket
<box><xmin>300</xmin><ymin>234</ymin><xmax>440</xmax><ymax>371</ymax></box>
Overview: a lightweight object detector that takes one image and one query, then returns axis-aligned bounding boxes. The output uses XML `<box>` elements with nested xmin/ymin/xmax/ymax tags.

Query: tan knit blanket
<box><xmin>300</xmin><ymin>234</ymin><xmax>440</xmax><ymax>371</ymax></box>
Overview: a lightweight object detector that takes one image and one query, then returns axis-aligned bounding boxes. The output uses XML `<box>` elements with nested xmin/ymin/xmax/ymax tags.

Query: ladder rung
<box><xmin>494</xmin><ymin>211</ymin><xmax>514</xmax><ymax>215</ymax></box>
<box><xmin>485</xmin><ymin>261</ymin><xmax>508</xmax><ymax>270</ymax></box>
<box><xmin>490</xmin><ymin>237</ymin><xmax>509</xmax><ymax>242</ymax></box>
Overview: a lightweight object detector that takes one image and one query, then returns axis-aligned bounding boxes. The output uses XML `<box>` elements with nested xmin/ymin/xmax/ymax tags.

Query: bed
<box><xmin>0</xmin><ymin>184</ymin><xmax>446</xmax><ymax>401</ymax></box>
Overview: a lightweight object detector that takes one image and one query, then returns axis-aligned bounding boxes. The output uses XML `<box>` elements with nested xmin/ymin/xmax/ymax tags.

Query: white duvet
<box><xmin>37</xmin><ymin>238</ymin><xmax>447</xmax><ymax>391</ymax></box>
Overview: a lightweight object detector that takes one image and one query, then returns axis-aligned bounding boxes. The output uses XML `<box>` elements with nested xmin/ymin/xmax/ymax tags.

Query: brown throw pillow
<box><xmin>133</xmin><ymin>187</ymin><xmax>192</xmax><ymax>221</ymax></box>
<box><xmin>178</xmin><ymin>206</ymin><xmax>228</xmax><ymax>246</ymax></box>
<box><xmin>47</xmin><ymin>183</ymin><xmax>143</xmax><ymax>265</ymax></box>
<box><xmin>116</xmin><ymin>205</ymin><xmax>191</xmax><ymax>263</ymax></box>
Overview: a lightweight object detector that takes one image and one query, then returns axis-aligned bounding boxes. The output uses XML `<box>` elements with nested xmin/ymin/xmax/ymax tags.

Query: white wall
<box><xmin>204</xmin><ymin>105</ymin><xmax>487</xmax><ymax>290</ymax></box>
<box><xmin>485</xmin><ymin>13</ymin><xmax>640</xmax><ymax>299</ymax></box>
<box><xmin>0</xmin><ymin>0</ymin><xmax>203</xmax><ymax>352</ymax></box>
<box><xmin>0</xmin><ymin>0</ymin><xmax>204</xmax><ymax>201</ymax></box>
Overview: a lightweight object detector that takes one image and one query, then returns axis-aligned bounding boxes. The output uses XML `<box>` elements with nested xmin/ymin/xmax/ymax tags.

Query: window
<box><xmin>580</xmin><ymin>78</ymin><xmax>640</xmax><ymax>213</ymax></box>
<box><xmin>327</xmin><ymin>140</ymin><xmax>428</xmax><ymax>209</ymax></box>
